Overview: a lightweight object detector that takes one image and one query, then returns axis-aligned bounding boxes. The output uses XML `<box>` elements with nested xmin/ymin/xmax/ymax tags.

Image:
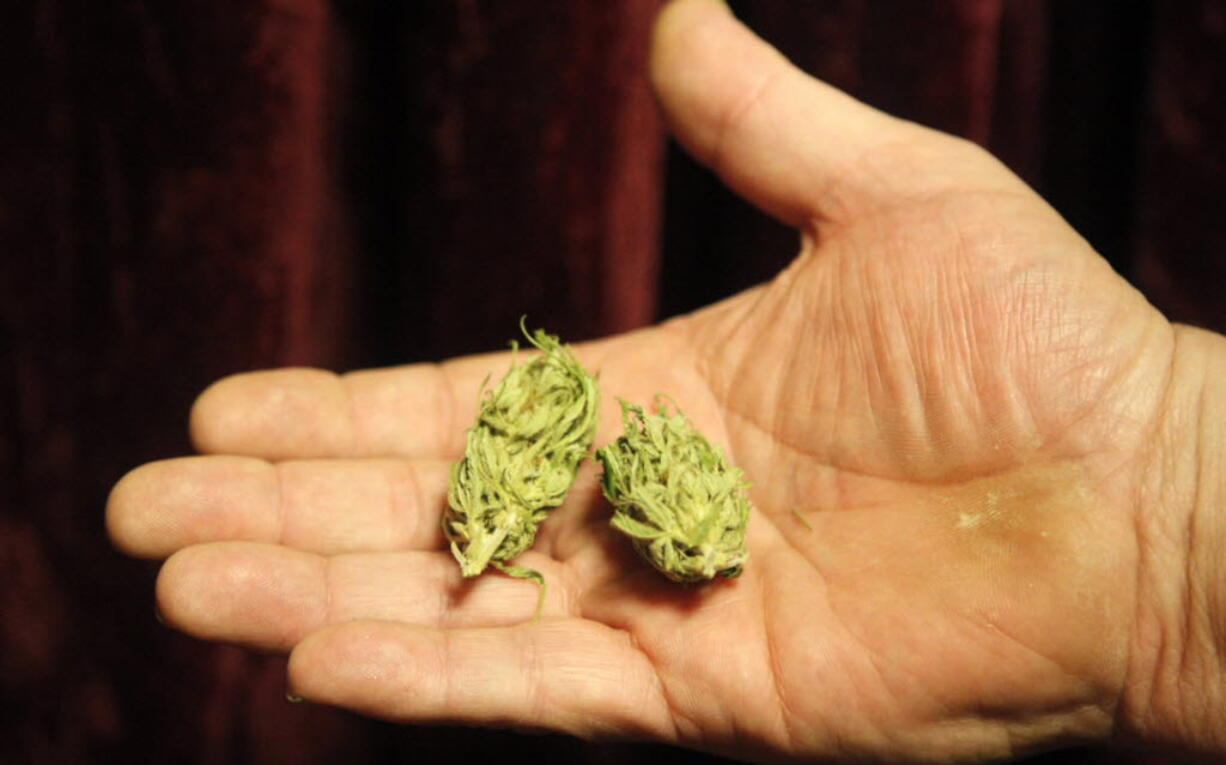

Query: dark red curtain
<box><xmin>2</xmin><ymin>1</ymin><xmax>1221</xmax><ymax>763</ymax></box>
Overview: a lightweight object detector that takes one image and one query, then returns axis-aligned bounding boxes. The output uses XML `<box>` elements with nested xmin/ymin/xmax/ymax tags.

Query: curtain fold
<box><xmin>1134</xmin><ymin>0</ymin><xmax>1226</xmax><ymax>330</ymax></box>
<box><xmin>390</xmin><ymin>0</ymin><xmax>663</xmax><ymax>361</ymax></box>
<box><xmin>2</xmin><ymin>1</ymin><xmax>368</xmax><ymax>761</ymax></box>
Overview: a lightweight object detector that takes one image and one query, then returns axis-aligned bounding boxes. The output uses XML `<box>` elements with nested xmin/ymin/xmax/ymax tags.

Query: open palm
<box><xmin>109</xmin><ymin>1</ymin><xmax>1182</xmax><ymax>762</ymax></box>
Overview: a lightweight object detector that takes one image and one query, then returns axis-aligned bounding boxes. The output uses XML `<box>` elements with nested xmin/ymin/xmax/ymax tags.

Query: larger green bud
<box><xmin>445</xmin><ymin>324</ymin><xmax>599</xmax><ymax>589</ymax></box>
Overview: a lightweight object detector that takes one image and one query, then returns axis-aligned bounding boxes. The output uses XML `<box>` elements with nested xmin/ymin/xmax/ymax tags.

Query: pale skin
<box><xmin>107</xmin><ymin>1</ymin><xmax>1226</xmax><ymax>762</ymax></box>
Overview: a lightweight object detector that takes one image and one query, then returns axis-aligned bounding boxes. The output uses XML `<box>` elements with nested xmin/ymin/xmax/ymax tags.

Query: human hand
<box><xmin>107</xmin><ymin>0</ymin><xmax>1226</xmax><ymax>761</ymax></box>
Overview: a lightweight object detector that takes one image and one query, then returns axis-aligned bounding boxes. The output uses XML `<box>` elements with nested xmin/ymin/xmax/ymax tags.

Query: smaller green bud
<box><xmin>597</xmin><ymin>398</ymin><xmax>751</xmax><ymax>582</ymax></box>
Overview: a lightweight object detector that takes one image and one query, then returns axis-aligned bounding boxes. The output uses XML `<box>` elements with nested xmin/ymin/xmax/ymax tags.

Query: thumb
<box><xmin>650</xmin><ymin>0</ymin><xmax>1012</xmax><ymax>227</ymax></box>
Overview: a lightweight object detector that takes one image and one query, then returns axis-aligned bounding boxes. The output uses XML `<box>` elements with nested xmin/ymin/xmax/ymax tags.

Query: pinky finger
<box><xmin>287</xmin><ymin>619</ymin><xmax>674</xmax><ymax>741</ymax></box>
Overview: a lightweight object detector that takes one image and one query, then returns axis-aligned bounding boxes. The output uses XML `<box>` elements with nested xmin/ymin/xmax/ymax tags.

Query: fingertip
<box><xmin>155</xmin><ymin>541</ymin><xmax>326</xmax><ymax>651</ymax></box>
<box><xmin>287</xmin><ymin>620</ymin><xmax>423</xmax><ymax>716</ymax></box>
<box><xmin>287</xmin><ymin>622</ymin><xmax>353</xmax><ymax>694</ymax></box>
<box><xmin>189</xmin><ymin>368</ymin><xmax>354</xmax><ymax>459</ymax></box>
<box><xmin>106</xmin><ymin>464</ymin><xmax>155</xmax><ymax>559</ymax></box>
<box><xmin>649</xmin><ymin>0</ymin><xmax>1014</xmax><ymax>226</ymax></box>
<box><xmin>105</xmin><ymin>456</ymin><xmax>279</xmax><ymax>559</ymax></box>
<box><xmin>650</xmin><ymin>0</ymin><xmax>753</xmax><ymax>156</ymax></box>
<box><xmin>107</xmin><ymin>458</ymin><xmax>213</xmax><ymax>559</ymax></box>
<box><xmin>188</xmin><ymin>372</ymin><xmax>242</xmax><ymax>453</ymax></box>
<box><xmin>152</xmin><ymin>543</ymin><xmax>248</xmax><ymax>642</ymax></box>
<box><xmin>649</xmin><ymin>0</ymin><xmax>839</xmax><ymax>224</ymax></box>
<box><xmin>154</xmin><ymin>545</ymin><xmax>207</xmax><ymax>633</ymax></box>
<box><xmin>652</xmin><ymin>0</ymin><xmax>731</xmax><ymax>55</ymax></box>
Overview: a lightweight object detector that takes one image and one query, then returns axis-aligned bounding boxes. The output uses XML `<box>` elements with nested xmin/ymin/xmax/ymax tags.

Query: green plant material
<box><xmin>790</xmin><ymin>507</ymin><xmax>814</xmax><ymax>531</ymax></box>
<box><xmin>444</xmin><ymin>322</ymin><xmax>599</xmax><ymax>606</ymax></box>
<box><xmin>596</xmin><ymin>398</ymin><xmax>750</xmax><ymax>582</ymax></box>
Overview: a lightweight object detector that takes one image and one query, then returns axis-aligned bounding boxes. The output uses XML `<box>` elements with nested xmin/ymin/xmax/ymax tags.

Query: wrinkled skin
<box><xmin>107</xmin><ymin>1</ymin><xmax>1224</xmax><ymax>762</ymax></box>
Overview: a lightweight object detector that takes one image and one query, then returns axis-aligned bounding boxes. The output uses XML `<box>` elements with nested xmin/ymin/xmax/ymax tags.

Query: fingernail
<box><xmin>286</xmin><ymin>692</ymin><xmax>304</xmax><ymax>704</ymax></box>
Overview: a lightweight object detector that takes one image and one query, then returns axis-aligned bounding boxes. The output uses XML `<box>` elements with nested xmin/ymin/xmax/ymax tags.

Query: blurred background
<box><xmin>2</xmin><ymin>0</ymin><xmax>1222</xmax><ymax>762</ymax></box>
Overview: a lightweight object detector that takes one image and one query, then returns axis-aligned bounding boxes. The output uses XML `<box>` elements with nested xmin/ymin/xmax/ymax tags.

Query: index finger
<box><xmin>187</xmin><ymin>326</ymin><xmax>673</xmax><ymax>462</ymax></box>
<box><xmin>188</xmin><ymin>324</ymin><xmax>700</xmax><ymax>461</ymax></box>
<box><xmin>189</xmin><ymin>351</ymin><xmax>509</xmax><ymax>461</ymax></box>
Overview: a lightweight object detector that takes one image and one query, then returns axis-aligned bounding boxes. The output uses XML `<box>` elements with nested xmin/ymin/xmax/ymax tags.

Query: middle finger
<box><xmin>108</xmin><ymin>455</ymin><xmax>450</xmax><ymax>558</ymax></box>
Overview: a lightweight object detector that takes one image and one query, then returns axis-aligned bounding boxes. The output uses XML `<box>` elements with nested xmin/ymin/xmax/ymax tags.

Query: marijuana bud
<box><xmin>444</xmin><ymin>323</ymin><xmax>598</xmax><ymax>591</ymax></box>
<box><xmin>596</xmin><ymin>398</ymin><xmax>750</xmax><ymax>582</ymax></box>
